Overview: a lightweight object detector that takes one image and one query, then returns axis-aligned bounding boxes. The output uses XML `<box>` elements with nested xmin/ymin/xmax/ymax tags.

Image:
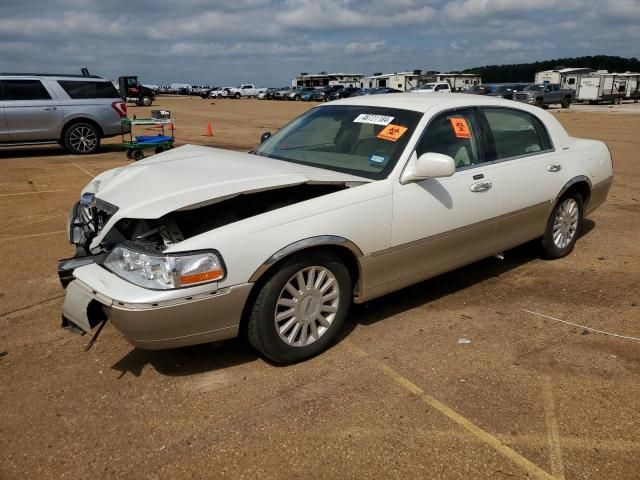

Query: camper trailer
<box><xmin>535</xmin><ymin>68</ymin><xmax>593</xmax><ymax>90</ymax></box>
<box><xmin>575</xmin><ymin>73</ymin><xmax>639</xmax><ymax>104</ymax></box>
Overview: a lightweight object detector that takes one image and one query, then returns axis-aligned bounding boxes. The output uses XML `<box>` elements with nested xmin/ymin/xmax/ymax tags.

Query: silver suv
<box><xmin>0</xmin><ymin>73</ymin><xmax>128</xmax><ymax>154</ymax></box>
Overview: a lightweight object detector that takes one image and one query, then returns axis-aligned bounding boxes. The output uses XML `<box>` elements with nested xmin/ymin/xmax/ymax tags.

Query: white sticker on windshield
<box><xmin>354</xmin><ymin>114</ymin><xmax>394</xmax><ymax>126</ymax></box>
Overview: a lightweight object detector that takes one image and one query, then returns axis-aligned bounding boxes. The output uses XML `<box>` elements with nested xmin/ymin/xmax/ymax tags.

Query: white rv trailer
<box><xmin>575</xmin><ymin>73</ymin><xmax>640</xmax><ymax>104</ymax></box>
<box><xmin>535</xmin><ymin>67</ymin><xmax>594</xmax><ymax>89</ymax></box>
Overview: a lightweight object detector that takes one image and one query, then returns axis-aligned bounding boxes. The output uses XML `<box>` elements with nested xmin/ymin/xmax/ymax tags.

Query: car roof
<box><xmin>0</xmin><ymin>73</ymin><xmax>104</xmax><ymax>79</ymax></box>
<box><xmin>328</xmin><ymin>92</ymin><xmax>519</xmax><ymax>113</ymax></box>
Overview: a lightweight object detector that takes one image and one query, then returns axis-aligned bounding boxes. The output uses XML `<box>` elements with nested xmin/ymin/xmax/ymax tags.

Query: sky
<box><xmin>0</xmin><ymin>0</ymin><xmax>638</xmax><ymax>86</ymax></box>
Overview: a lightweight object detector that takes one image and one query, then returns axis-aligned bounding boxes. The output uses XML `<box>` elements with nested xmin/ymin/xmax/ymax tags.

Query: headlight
<box><xmin>104</xmin><ymin>244</ymin><xmax>225</xmax><ymax>290</ymax></box>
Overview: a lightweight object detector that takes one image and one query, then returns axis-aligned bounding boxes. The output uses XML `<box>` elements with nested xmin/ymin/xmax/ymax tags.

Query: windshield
<box><xmin>252</xmin><ymin>105</ymin><xmax>422</xmax><ymax>180</ymax></box>
<box><xmin>417</xmin><ymin>84</ymin><xmax>435</xmax><ymax>90</ymax></box>
<box><xmin>525</xmin><ymin>84</ymin><xmax>545</xmax><ymax>91</ymax></box>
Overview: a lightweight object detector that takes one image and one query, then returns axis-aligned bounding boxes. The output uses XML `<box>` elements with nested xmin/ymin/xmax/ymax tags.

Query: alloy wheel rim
<box><xmin>552</xmin><ymin>198</ymin><xmax>579</xmax><ymax>249</ymax></box>
<box><xmin>69</xmin><ymin>126</ymin><xmax>97</xmax><ymax>153</ymax></box>
<box><xmin>274</xmin><ymin>266</ymin><xmax>339</xmax><ymax>347</ymax></box>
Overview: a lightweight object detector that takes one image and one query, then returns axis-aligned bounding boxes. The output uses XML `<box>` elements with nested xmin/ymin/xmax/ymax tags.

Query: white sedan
<box><xmin>60</xmin><ymin>94</ymin><xmax>613</xmax><ymax>363</ymax></box>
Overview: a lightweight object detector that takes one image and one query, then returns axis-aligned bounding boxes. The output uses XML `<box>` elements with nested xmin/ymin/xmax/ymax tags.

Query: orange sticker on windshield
<box><xmin>449</xmin><ymin>117</ymin><xmax>471</xmax><ymax>138</ymax></box>
<box><xmin>377</xmin><ymin>124</ymin><xmax>408</xmax><ymax>142</ymax></box>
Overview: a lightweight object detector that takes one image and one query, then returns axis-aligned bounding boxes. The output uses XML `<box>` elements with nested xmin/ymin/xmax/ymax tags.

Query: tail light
<box><xmin>111</xmin><ymin>101</ymin><xmax>127</xmax><ymax>118</ymax></box>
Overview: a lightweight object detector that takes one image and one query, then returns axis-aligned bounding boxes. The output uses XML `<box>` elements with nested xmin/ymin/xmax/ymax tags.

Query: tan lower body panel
<box><xmin>586</xmin><ymin>176</ymin><xmax>613</xmax><ymax>215</ymax></box>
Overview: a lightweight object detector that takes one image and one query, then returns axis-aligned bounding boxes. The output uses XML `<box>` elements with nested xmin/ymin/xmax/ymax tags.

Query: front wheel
<box><xmin>561</xmin><ymin>97</ymin><xmax>571</xmax><ymax>108</ymax></box>
<box><xmin>63</xmin><ymin>123</ymin><xmax>101</xmax><ymax>154</ymax></box>
<box><xmin>235</xmin><ymin>93</ymin><xmax>241</xmax><ymax>99</ymax></box>
<box><xmin>247</xmin><ymin>252</ymin><xmax>352</xmax><ymax>364</ymax></box>
<box><xmin>541</xmin><ymin>192</ymin><xmax>584</xmax><ymax>259</ymax></box>
<box><xmin>141</xmin><ymin>96</ymin><xmax>153</xmax><ymax>106</ymax></box>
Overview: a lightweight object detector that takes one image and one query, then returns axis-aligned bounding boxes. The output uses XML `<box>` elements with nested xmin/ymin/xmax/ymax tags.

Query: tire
<box><xmin>561</xmin><ymin>97</ymin><xmax>571</xmax><ymax>109</ymax></box>
<box><xmin>535</xmin><ymin>98</ymin><xmax>544</xmax><ymax>108</ymax></box>
<box><xmin>541</xmin><ymin>192</ymin><xmax>584</xmax><ymax>259</ymax></box>
<box><xmin>132</xmin><ymin>149</ymin><xmax>144</xmax><ymax>161</ymax></box>
<box><xmin>217</xmin><ymin>94</ymin><xmax>223</xmax><ymax>99</ymax></box>
<box><xmin>247</xmin><ymin>252</ymin><xmax>352</xmax><ymax>364</ymax></box>
<box><xmin>294</xmin><ymin>95</ymin><xmax>301</xmax><ymax>101</ymax></box>
<box><xmin>126</xmin><ymin>148</ymin><xmax>133</xmax><ymax>159</ymax></box>
<box><xmin>63</xmin><ymin>122</ymin><xmax>101</xmax><ymax>155</ymax></box>
<box><xmin>141</xmin><ymin>96</ymin><xmax>153</xmax><ymax>107</ymax></box>
<box><xmin>154</xmin><ymin>146</ymin><xmax>164</xmax><ymax>154</ymax></box>
<box><xmin>235</xmin><ymin>93</ymin><xmax>241</xmax><ymax>99</ymax></box>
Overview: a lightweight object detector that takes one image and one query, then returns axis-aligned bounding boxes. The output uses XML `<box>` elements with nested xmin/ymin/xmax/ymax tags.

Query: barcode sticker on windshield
<box><xmin>354</xmin><ymin>114</ymin><xmax>394</xmax><ymax>126</ymax></box>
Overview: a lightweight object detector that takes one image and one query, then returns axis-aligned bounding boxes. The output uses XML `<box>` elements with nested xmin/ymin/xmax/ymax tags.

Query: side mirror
<box><xmin>260</xmin><ymin>132</ymin><xmax>272</xmax><ymax>143</ymax></box>
<box><xmin>401</xmin><ymin>152</ymin><xmax>456</xmax><ymax>184</ymax></box>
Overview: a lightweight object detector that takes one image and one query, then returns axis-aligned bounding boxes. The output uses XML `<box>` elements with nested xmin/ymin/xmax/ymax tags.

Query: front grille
<box><xmin>515</xmin><ymin>93</ymin><xmax>529</xmax><ymax>100</ymax></box>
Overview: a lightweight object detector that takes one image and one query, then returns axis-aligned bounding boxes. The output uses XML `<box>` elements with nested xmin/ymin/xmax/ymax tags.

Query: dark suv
<box><xmin>0</xmin><ymin>73</ymin><xmax>128</xmax><ymax>154</ymax></box>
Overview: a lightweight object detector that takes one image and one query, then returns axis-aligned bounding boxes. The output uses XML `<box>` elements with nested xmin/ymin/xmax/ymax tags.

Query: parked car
<box><xmin>514</xmin><ymin>84</ymin><xmax>574</xmax><ymax>108</ymax></box>
<box><xmin>0</xmin><ymin>72</ymin><xmax>128</xmax><ymax>154</ymax></box>
<box><xmin>371</xmin><ymin>87</ymin><xmax>402</xmax><ymax>95</ymax></box>
<box><xmin>258</xmin><ymin>88</ymin><xmax>278</xmax><ymax>100</ymax></box>
<box><xmin>327</xmin><ymin>86</ymin><xmax>359</xmax><ymax>101</ymax></box>
<box><xmin>300</xmin><ymin>89</ymin><xmax>325</xmax><ymax>102</ymax></box>
<box><xmin>273</xmin><ymin>87</ymin><xmax>292</xmax><ymax>100</ymax></box>
<box><xmin>466</xmin><ymin>84</ymin><xmax>529</xmax><ymax>100</ymax></box>
<box><xmin>60</xmin><ymin>94</ymin><xmax>612</xmax><ymax>363</ymax></box>
<box><xmin>411</xmin><ymin>82</ymin><xmax>452</xmax><ymax>93</ymax></box>
<box><xmin>207</xmin><ymin>87</ymin><xmax>229</xmax><ymax>99</ymax></box>
<box><xmin>287</xmin><ymin>87</ymin><xmax>316</xmax><ymax>101</ymax></box>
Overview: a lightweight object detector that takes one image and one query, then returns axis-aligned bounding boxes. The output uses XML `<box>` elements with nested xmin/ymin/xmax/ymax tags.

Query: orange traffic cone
<box><xmin>206</xmin><ymin>122</ymin><xmax>213</xmax><ymax>136</ymax></box>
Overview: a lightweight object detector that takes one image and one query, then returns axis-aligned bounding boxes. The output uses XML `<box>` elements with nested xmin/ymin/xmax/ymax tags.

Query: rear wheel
<box><xmin>541</xmin><ymin>192</ymin><xmax>584</xmax><ymax>259</ymax></box>
<box><xmin>63</xmin><ymin>123</ymin><xmax>101</xmax><ymax>155</ymax></box>
<box><xmin>154</xmin><ymin>146</ymin><xmax>164</xmax><ymax>154</ymax></box>
<box><xmin>132</xmin><ymin>149</ymin><xmax>144</xmax><ymax>161</ymax></box>
<box><xmin>247</xmin><ymin>252</ymin><xmax>352</xmax><ymax>364</ymax></box>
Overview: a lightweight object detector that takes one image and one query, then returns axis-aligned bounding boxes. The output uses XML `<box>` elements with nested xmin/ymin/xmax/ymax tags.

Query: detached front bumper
<box><xmin>61</xmin><ymin>263</ymin><xmax>252</xmax><ymax>350</ymax></box>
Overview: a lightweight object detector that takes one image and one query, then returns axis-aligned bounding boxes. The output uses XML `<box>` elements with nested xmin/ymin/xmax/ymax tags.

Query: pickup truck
<box><xmin>227</xmin><ymin>84</ymin><xmax>264</xmax><ymax>99</ymax></box>
<box><xmin>514</xmin><ymin>84</ymin><xmax>574</xmax><ymax>108</ymax></box>
<box><xmin>410</xmin><ymin>82</ymin><xmax>452</xmax><ymax>93</ymax></box>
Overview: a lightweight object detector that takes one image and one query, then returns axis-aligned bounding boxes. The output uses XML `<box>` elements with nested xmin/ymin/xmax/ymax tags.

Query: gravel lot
<box><xmin>1</xmin><ymin>97</ymin><xmax>639</xmax><ymax>479</ymax></box>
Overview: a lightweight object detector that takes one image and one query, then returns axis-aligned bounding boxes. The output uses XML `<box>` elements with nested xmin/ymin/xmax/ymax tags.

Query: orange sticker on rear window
<box><xmin>449</xmin><ymin>117</ymin><xmax>471</xmax><ymax>139</ymax></box>
<box><xmin>377</xmin><ymin>124</ymin><xmax>408</xmax><ymax>142</ymax></box>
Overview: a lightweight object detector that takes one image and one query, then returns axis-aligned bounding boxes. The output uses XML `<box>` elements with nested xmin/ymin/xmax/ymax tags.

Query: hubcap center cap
<box><xmin>298</xmin><ymin>292</ymin><xmax>321</xmax><ymax>323</ymax></box>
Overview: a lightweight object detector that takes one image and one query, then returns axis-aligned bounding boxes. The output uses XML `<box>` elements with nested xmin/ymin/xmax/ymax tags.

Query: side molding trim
<box><xmin>248</xmin><ymin>235</ymin><xmax>364</xmax><ymax>283</ymax></box>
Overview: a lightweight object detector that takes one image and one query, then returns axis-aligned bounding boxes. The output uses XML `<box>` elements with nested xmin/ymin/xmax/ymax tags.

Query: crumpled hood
<box><xmin>89</xmin><ymin>144</ymin><xmax>369</xmax><ymax>219</ymax></box>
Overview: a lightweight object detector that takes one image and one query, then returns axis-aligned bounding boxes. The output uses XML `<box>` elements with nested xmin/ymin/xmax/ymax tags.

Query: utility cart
<box><xmin>121</xmin><ymin>110</ymin><xmax>175</xmax><ymax>161</ymax></box>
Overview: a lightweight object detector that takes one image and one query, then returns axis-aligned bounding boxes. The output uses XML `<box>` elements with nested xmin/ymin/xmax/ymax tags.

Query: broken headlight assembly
<box><xmin>104</xmin><ymin>244</ymin><xmax>225</xmax><ymax>290</ymax></box>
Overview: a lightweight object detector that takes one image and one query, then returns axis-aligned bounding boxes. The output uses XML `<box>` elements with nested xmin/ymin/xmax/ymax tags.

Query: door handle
<box><xmin>547</xmin><ymin>163</ymin><xmax>562</xmax><ymax>172</ymax></box>
<box><xmin>44</xmin><ymin>107</ymin><xmax>57</xmax><ymax>111</ymax></box>
<box><xmin>470</xmin><ymin>181</ymin><xmax>492</xmax><ymax>192</ymax></box>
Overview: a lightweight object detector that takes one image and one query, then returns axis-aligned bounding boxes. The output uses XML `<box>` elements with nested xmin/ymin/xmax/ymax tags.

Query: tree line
<box><xmin>460</xmin><ymin>55</ymin><xmax>640</xmax><ymax>83</ymax></box>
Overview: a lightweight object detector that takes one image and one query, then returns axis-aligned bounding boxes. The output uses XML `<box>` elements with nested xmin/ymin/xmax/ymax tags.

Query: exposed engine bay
<box><xmin>71</xmin><ymin>183</ymin><xmax>351</xmax><ymax>254</ymax></box>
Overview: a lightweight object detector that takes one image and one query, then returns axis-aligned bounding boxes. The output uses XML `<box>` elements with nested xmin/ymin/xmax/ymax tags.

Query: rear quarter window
<box><xmin>58</xmin><ymin>80</ymin><xmax>120</xmax><ymax>99</ymax></box>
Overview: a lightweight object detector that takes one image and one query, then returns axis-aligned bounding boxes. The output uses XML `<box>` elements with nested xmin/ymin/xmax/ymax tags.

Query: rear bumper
<box><xmin>61</xmin><ymin>268</ymin><xmax>252</xmax><ymax>349</ymax></box>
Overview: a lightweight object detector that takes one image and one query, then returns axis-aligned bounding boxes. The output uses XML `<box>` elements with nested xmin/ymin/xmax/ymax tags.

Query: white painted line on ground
<box><xmin>70</xmin><ymin>161</ymin><xmax>94</xmax><ymax>177</ymax></box>
<box><xmin>0</xmin><ymin>230</ymin><xmax>65</xmax><ymax>242</ymax></box>
<box><xmin>522</xmin><ymin>309</ymin><xmax>640</xmax><ymax>342</ymax></box>
<box><xmin>0</xmin><ymin>189</ymin><xmax>68</xmax><ymax>197</ymax></box>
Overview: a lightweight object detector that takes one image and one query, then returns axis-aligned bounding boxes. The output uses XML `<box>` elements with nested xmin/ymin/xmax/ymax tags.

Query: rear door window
<box><xmin>58</xmin><ymin>80</ymin><xmax>120</xmax><ymax>99</ymax></box>
<box><xmin>0</xmin><ymin>80</ymin><xmax>51</xmax><ymax>100</ymax></box>
<box><xmin>482</xmin><ymin>108</ymin><xmax>553</xmax><ymax>160</ymax></box>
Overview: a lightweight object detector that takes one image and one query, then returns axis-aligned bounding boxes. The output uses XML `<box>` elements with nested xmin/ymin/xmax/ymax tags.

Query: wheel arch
<box><xmin>239</xmin><ymin>236</ymin><xmax>364</xmax><ymax>337</ymax></box>
<box><xmin>61</xmin><ymin>117</ymin><xmax>104</xmax><ymax>139</ymax></box>
<box><xmin>556</xmin><ymin>175</ymin><xmax>592</xmax><ymax>207</ymax></box>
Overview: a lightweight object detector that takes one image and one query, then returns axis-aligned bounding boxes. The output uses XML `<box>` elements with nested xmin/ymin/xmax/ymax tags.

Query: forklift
<box><xmin>118</xmin><ymin>76</ymin><xmax>156</xmax><ymax>106</ymax></box>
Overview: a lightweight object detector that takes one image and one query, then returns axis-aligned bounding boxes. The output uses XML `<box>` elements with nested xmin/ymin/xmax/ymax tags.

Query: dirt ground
<box><xmin>0</xmin><ymin>97</ymin><xmax>639</xmax><ymax>480</ymax></box>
